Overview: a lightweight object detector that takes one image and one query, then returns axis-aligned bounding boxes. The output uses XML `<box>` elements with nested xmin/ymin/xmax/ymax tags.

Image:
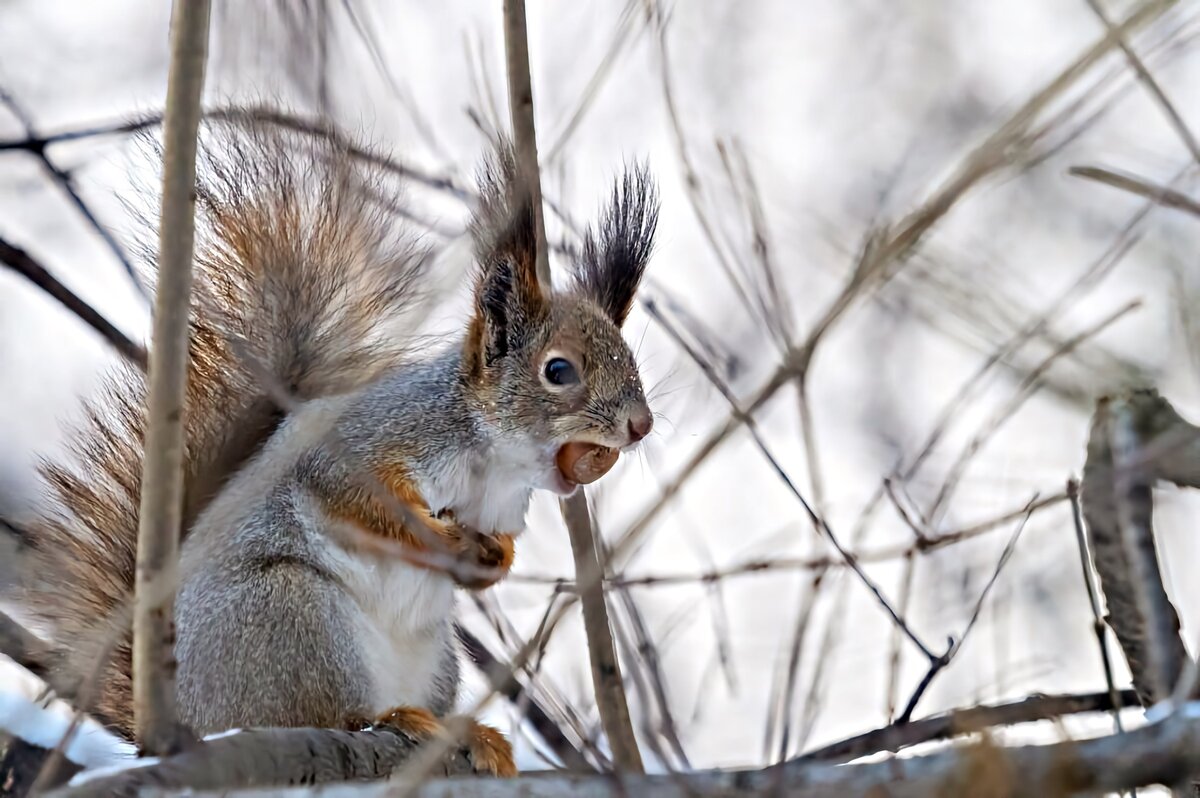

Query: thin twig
<box><xmin>501</xmin><ymin>0</ymin><xmax>642</xmax><ymax>772</ymax></box>
<box><xmin>797</xmin><ymin>689</ymin><xmax>1140</xmax><ymax>764</ymax></box>
<box><xmin>1070</xmin><ymin>165</ymin><xmax>1200</xmax><ymax>218</ymax></box>
<box><xmin>132</xmin><ymin>0</ymin><xmax>211</xmax><ymax>755</ymax></box>
<box><xmin>0</xmin><ymin>88</ymin><xmax>144</xmax><ymax>295</ymax></box>
<box><xmin>0</xmin><ymin>236</ymin><xmax>147</xmax><ymax>369</ymax></box>
<box><xmin>897</xmin><ymin>497</ymin><xmax>1038</xmax><ymax>723</ymax></box>
<box><xmin>456</xmin><ymin>625</ymin><xmax>594</xmax><ymax>772</ymax></box>
<box><xmin>1083</xmin><ymin>0</ymin><xmax>1200</xmax><ymax>165</ymax></box>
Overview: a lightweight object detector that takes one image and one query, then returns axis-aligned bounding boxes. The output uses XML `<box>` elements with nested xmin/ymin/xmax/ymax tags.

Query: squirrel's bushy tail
<box><xmin>18</xmin><ymin>117</ymin><xmax>431</xmax><ymax>735</ymax></box>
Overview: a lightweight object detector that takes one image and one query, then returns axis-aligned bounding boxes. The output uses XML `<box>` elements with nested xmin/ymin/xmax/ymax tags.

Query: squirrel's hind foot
<box><xmin>456</xmin><ymin>716</ymin><xmax>517</xmax><ymax>777</ymax></box>
<box><xmin>358</xmin><ymin>706</ymin><xmax>517</xmax><ymax>778</ymax></box>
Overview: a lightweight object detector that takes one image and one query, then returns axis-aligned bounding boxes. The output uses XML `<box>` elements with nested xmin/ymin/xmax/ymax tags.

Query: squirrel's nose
<box><xmin>627</xmin><ymin>410</ymin><xmax>653</xmax><ymax>443</ymax></box>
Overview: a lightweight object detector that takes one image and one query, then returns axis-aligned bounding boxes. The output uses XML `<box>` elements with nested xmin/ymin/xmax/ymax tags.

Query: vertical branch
<box><xmin>1067</xmin><ymin>479</ymin><xmax>1125</xmax><ymax>734</ymax></box>
<box><xmin>1081</xmin><ymin>392</ymin><xmax>1190</xmax><ymax>706</ymax></box>
<box><xmin>560</xmin><ymin>498</ymin><xmax>644</xmax><ymax>772</ymax></box>
<box><xmin>134</xmin><ymin>0</ymin><xmax>211</xmax><ymax>755</ymax></box>
<box><xmin>502</xmin><ymin>0</ymin><xmax>550</xmax><ymax>289</ymax></box>
<box><xmin>501</xmin><ymin>1</ymin><xmax>642</xmax><ymax>770</ymax></box>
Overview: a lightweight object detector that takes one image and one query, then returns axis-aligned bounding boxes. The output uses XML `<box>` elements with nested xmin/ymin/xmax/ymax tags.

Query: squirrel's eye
<box><xmin>544</xmin><ymin>357</ymin><xmax>580</xmax><ymax>386</ymax></box>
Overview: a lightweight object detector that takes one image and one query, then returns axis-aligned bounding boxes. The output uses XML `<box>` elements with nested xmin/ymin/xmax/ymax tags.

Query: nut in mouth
<box><xmin>555</xmin><ymin>441</ymin><xmax>619</xmax><ymax>487</ymax></box>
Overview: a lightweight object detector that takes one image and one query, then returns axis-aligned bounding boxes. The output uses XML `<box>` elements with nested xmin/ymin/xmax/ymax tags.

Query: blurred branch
<box><xmin>0</xmin><ymin>609</ymin><xmax>60</xmax><ymax>689</ymax></box>
<box><xmin>1084</xmin><ymin>0</ymin><xmax>1200</xmax><ymax>165</ymax></box>
<box><xmin>614</xmin><ymin>0</ymin><xmax>1176</xmax><ymax>569</ymax></box>
<box><xmin>641</xmin><ymin>297</ymin><xmax>938</xmax><ymax>667</ymax></box>
<box><xmin>896</xmin><ymin>496</ymin><xmax>1037</xmax><ymax>723</ymax></box>
<box><xmin>456</xmin><ymin>625</ymin><xmax>595</xmax><ymax>772</ymax></box>
<box><xmin>797</xmin><ymin>689</ymin><xmax>1140</xmax><ymax>764</ymax></box>
<box><xmin>925</xmin><ymin>299</ymin><xmax>1142</xmax><ymax>525</ymax></box>
<box><xmin>510</xmin><ymin>491</ymin><xmax>1068</xmax><ymax>590</ymax></box>
<box><xmin>133</xmin><ymin>0</ymin><xmax>211</xmax><ymax>755</ymax></box>
<box><xmin>0</xmin><ymin>106</ymin><xmax>475</xmax><ymax>202</ymax></box>
<box><xmin>1070</xmin><ymin>165</ymin><xmax>1200</xmax><ymax>218</ymax></box>
<box><xmin>0</xmin><ymin>236</ymin><xmax>148</xmax><ymax>369</ymax></box>
<box><xmin>0</xmin><ymin>88</ymin><xmax>143</xmax><ymax>295</ymax></box>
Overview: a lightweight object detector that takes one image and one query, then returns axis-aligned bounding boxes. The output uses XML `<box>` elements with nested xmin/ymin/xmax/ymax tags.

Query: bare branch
<box><xmin>0</xmin><ymin>88</ymin><xmax>144</xmax><ymax>295</ymax></box>
<box><xmin>0</xmin><ymin>237</ymin><xmax>147</xmax><ymax>369</ymax></box>
<box><xmin>501</xmin><ymin>0</ymin><xmax>643</xmax><ymax>773</ymax></box>
<box><xmin>456</xmin><ymin>625</ymin><xmax>595</xmax><ymax>772</ymax></box>
<box><xmin>133</xmin><ymin>0</ymin><xmax>211</xmax><ymax>755</ymax></box>
<box><xmin>1070</xmin><ymin>165</ymin><xmax>1200</xmax><ymax>218</ymax></box>
<box><xmin>87</xmin><ymin>708</ymin><xmax>1200</xmax><ymax>798</ymax></box>
<box><xmin>1083</xmin><ymin>0</ymin><xmax>1200</xmax><ymax>165</ymax></box>
<box><xmin>797</xmin><ymin>689</ymin><xmax>1140</xmax><ymax>764</ymax></box>
<box><xmin>45</xmin><ymin>727</ymin><xmax>473</xmax><ymax>798</ymax></box>
<box><xmin>1068</xmin><ymin>478</ymin><xmax>1128</xmax><ymax>734</ymax></box>
<box><xmin>1082</xmin><ymin>390</ymin><xmax>1194</xmax><ymax>705</ymax></box>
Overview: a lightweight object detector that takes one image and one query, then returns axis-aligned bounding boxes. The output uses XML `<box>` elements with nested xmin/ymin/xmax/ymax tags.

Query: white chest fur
<box><xmin>322</xmin><ymin>542</ymin><xmax>455</xmax><ymax>713</ymax></box>
<box><xmin>419</xmin><ymin>436</ymin><xmax>539</xmax><ymax>533</ymax></box>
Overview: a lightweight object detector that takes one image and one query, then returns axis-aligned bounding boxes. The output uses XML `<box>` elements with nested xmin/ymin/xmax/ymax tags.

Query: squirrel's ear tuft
<box><xmin>466</xmin><ymin>144</ymin><xmax>548</xmax><ymax>370</ymax></box>
<box><xmin>575</xmin><ymin>165</ymin><xmax>659</xmax><ymax>327</ymax></box>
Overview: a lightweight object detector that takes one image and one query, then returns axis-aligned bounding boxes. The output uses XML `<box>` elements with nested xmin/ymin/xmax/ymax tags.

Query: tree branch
<box><xmin>132</xmin><ymin>0</ymin><xmax>211</xmax><ymax>755</ymax></box>
<box><xmin>0</xmin><ymin>237</ymin><xmax>147</xmax><ymax>369</ymax></box>
<box><xmin>85</xmin><ymin>707</ymin><xmax>1200</xmax><ymax>798</ymax></box>
<box><xmin>44</xmin><ymin>727</ymin><xmax>473</xmax><ymax>798</ymax></box>
<box><xmin>1081</xmin><ymin>390</ymin><xmax>1194</xmax><ymax>706</ymax></box>
<box><xmin>796</xmin><ymin>689</ymin><xmax>1139</xmax><ymax>764</ymax></box>
<box><xmin>501</xmin><ymin>0</ymin><xmax>644</xmax><ymax>773</ymax></box>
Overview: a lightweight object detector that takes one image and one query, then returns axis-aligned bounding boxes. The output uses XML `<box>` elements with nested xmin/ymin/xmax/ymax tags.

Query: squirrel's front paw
<box><xmin>457</xmin><ymin>717</ymin><xmax>517</xmax><ymax>777</ymax></box>
<box><xmin>436</xmin><ymin>511</ymin><xmax>515</xmax><ymax>590</ymax></box>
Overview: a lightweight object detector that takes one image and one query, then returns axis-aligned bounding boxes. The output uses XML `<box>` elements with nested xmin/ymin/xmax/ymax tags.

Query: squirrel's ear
<box><xmin>466</xmin><ymin>145</ymin><xmax>548</xmax><ymax>370</ymax></box>
<box><xmin>575</xmin><ymin>165</ymin><xmax>659</xmax><ymax>327</ymax></box>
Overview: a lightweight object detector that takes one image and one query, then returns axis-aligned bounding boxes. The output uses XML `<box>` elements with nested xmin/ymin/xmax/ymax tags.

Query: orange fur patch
<box><xmin>374</xmin><ymin>706</ymin><xmax>444</xmax><ymax>740</ymax></box>
<box><xmin>464</xmin><ymin>720</ymin><xmax>518</xmax><ymax>777</ymax></box>
<box><xmin>316</xmin><ymin>464</ymin><xmax>517</xmax><ymax>589</ymax></box>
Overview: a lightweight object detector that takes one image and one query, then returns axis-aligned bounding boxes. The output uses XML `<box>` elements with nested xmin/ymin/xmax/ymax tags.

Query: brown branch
<box><xmin>0</xmin><ymin>88</ymin><xmax>143</xmax><ymax>294</ymax></box>
<box><xmin>0</xmin><ymin>609</ymin><xmax>59</xmax><ymax>688</ymax></box>
<box><xmin>0</xmin><ymin>237</ymin><xmax>147</xmax><ymax>369</ymax></box>
<box><xmin>1069</xmin><ymin>165</ymin><xmax>1200</xmax><ymax>218</ymax></box>
<box><xmin>44</xmin><ymin>727</ymin><xmax>473</xmax><ymax>798</ymax></box>
<box><xmin>132</xmin><ymin>0</ymin><xmax>210</xmax><ymax>755</ymax></box>
<box><xmin>796</xmin><ymin>689</ymin><xmax>1140</xmax><ymax>765</ymax></box>
<box><xmin>502</xmin><ymin>0</ymin><xmax>550</xmax><ymax>290</ymax></box>
<box><xmin>87</xmin><ymin>708</ymin><xmax>1200</xmax><ymax>797</ymax></box>
<box><xmin>501</xmin><ymin>0</ymin><xmax>643</xmax><ymax>773</ymax></box>
<box><xmin>558</xmin><ymin>495</ymin><xmax>644</xmax><ymax>772</ymax></box>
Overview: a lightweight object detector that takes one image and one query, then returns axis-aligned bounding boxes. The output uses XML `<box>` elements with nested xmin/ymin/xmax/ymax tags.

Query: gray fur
<box><xmin>17</xmin><ymin>123</ymin><xmax>658</xmax><ymax>740</ymax></box>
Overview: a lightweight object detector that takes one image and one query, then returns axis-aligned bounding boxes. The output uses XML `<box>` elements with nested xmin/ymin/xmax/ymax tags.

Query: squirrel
<box><xmin>9</xmin><ymin>117</ymin><xmax>658</xmax><ymax>778</ymax></box>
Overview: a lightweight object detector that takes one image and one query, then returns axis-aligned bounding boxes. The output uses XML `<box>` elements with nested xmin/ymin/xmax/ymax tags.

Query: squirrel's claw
<box><xmin>459</xmin><ymin>718</ymin><xmax>518</xmax><ymax>778</ymax></box>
